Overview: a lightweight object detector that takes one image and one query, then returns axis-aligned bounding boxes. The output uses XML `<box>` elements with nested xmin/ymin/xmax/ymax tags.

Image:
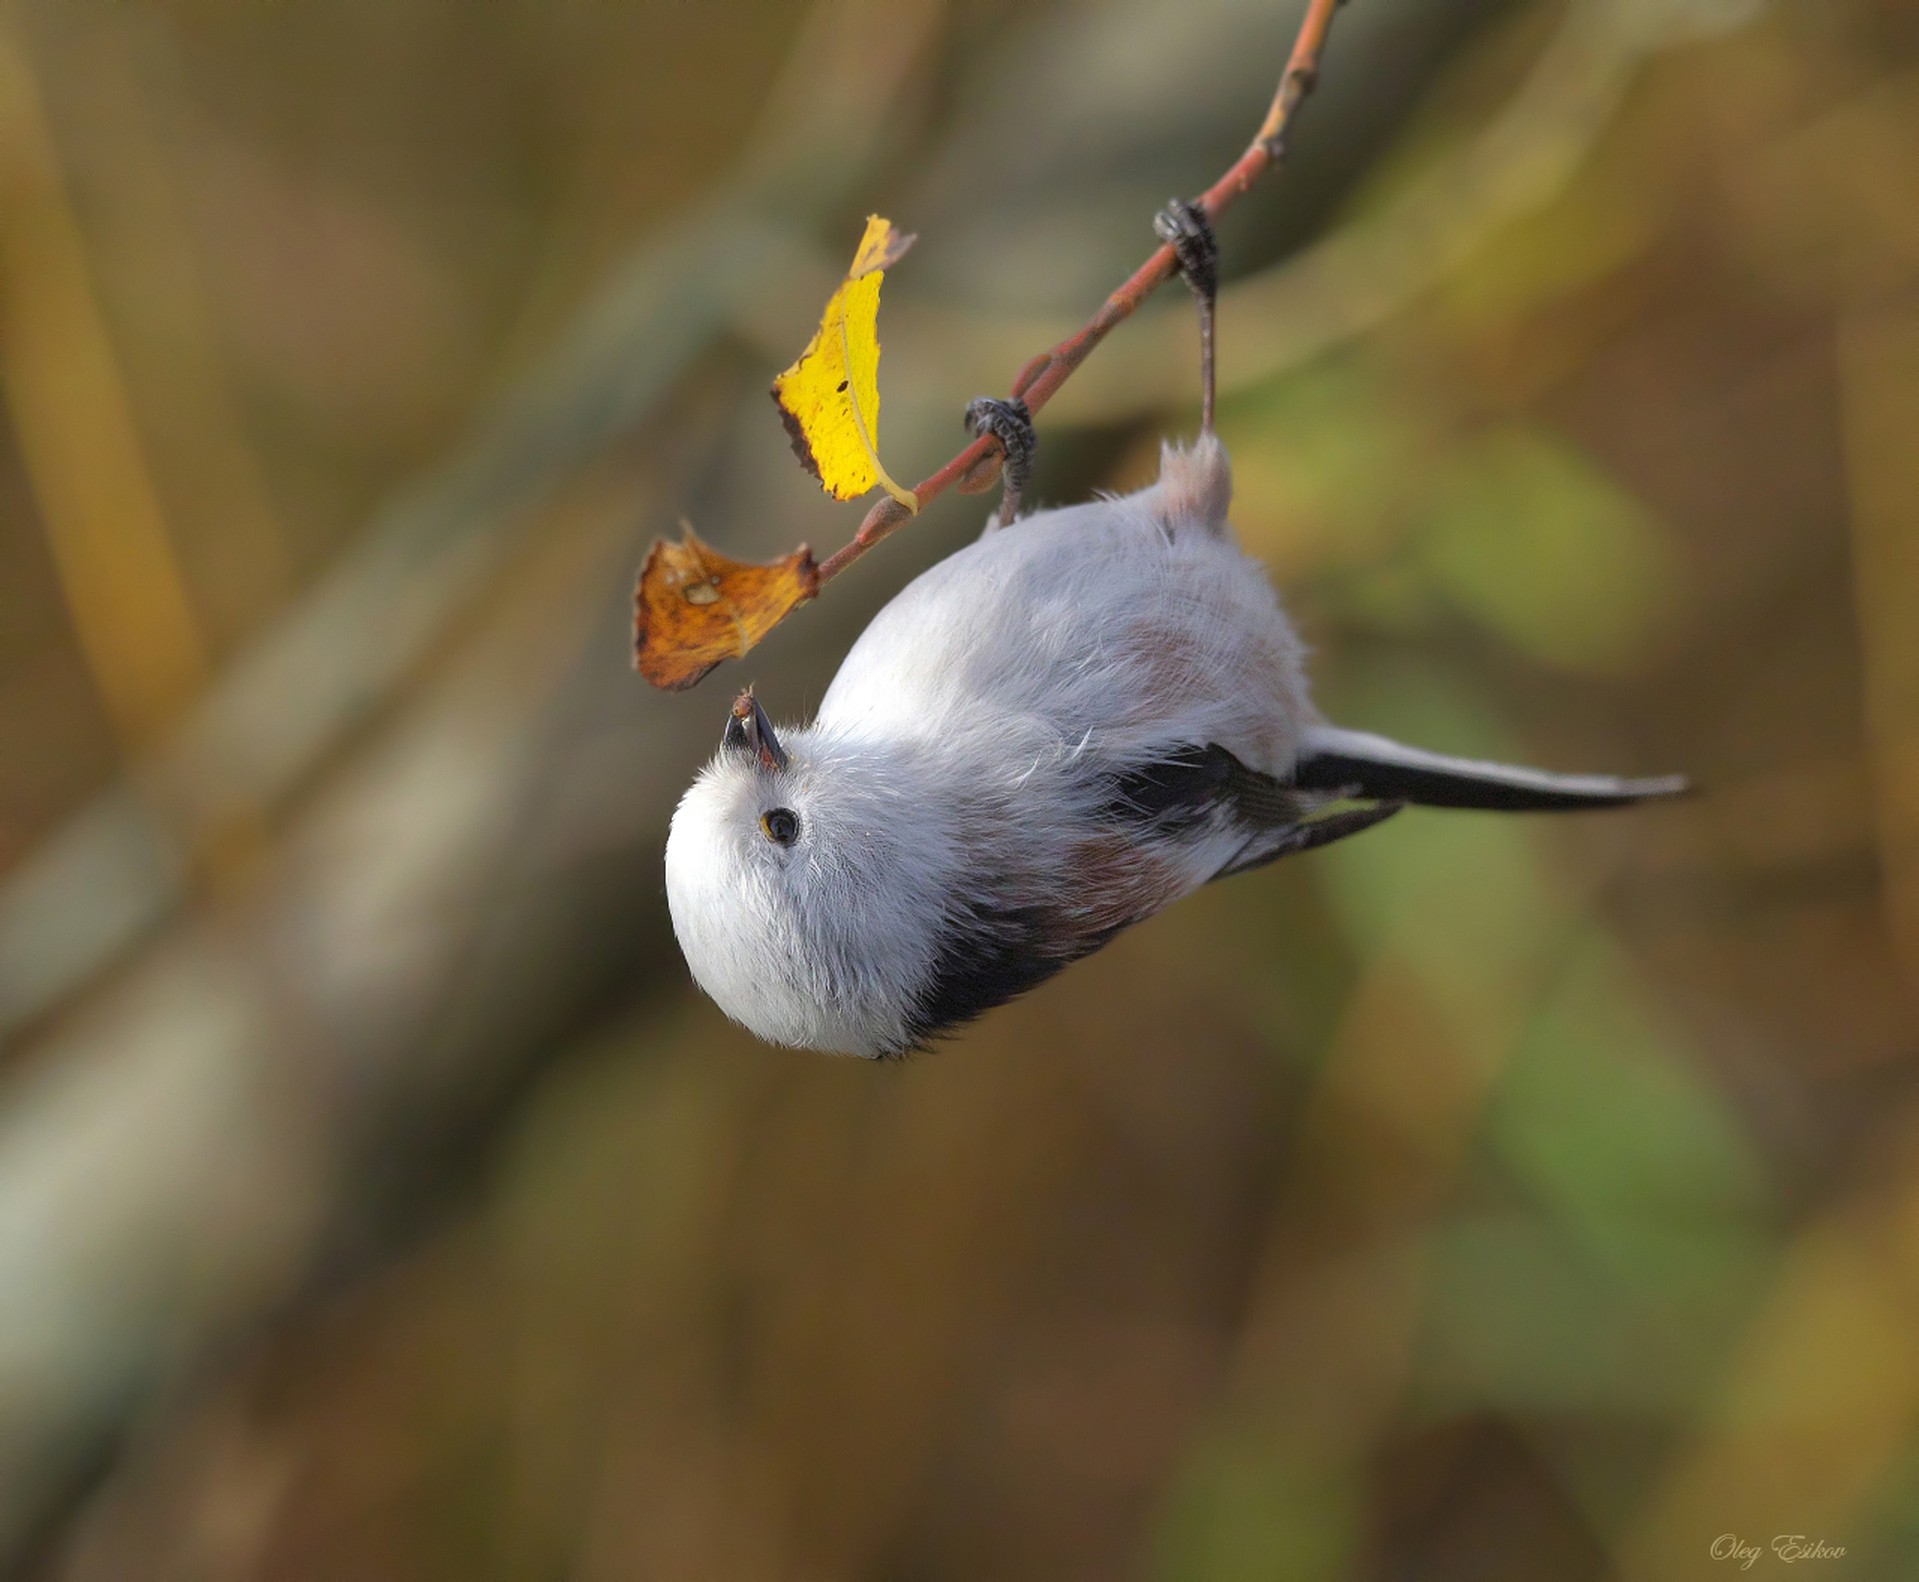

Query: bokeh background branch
<box><xmin>0</xmin><ymin>0</ymin><xmax>1915</xmax><ymax>1577</ymax></box>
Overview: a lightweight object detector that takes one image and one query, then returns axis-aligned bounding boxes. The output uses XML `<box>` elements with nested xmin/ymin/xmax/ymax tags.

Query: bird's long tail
<box><xmin>1291</xmin><ymin>725</ymin><xmax>1689</xmax><ymax>812</ymax></box>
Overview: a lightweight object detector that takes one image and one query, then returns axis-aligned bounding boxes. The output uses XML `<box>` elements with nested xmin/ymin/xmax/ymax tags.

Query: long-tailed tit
<box><xmin>665</xmin><ymin>202</ymin><xmax>1686</xmax><ymax>1058</ymax></box>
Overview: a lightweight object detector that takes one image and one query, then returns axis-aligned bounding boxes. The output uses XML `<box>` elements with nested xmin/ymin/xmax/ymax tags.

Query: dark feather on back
<box><xmin>905</xmin><ymin>901</ymin><xmax>1109</xmax><ymax>1050</ymax></box>
<box><xmin>1104</xmin><ymin>742</ymin><xmax>1305</xmax><ymax>833</ymax></box>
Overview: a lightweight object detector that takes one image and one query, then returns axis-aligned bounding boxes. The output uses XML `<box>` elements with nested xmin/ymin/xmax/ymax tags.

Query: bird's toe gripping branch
<box><xmin>964</xmin><ymin>396</ymin><xmax>1037</xmax><ymax>529</ymax></box>
<box><xmin>1153</xmin><ymin>198</ymin><xmax>1220</xmax><ymax>433</ymax></box>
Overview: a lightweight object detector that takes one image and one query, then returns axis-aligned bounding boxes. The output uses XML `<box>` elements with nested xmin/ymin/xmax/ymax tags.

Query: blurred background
<box><xmin>0</xmin><ymin>0</ymin><xmax>1914</xmax><ymax>1576</ymax></box>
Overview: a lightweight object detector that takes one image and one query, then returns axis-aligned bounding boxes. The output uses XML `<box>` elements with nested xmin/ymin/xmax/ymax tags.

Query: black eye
<box><xmin>760</xmin><ymin>807</ymin><xmax>800</xmax><ymax>846</ymax></box>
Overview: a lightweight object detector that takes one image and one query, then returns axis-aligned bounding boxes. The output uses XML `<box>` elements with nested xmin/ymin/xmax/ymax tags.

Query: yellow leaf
<box><xmin>772</xmin><ymin>215</ymin><xmax>920</xmax><ymax>511</ymax></box>
<box><xmin>633</xmin><ymin>525</ymin><xmax>819</xmax><ymax>691</ymax></box>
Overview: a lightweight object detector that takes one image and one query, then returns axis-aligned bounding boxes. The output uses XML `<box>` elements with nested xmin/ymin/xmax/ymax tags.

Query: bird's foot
<box><xmin>964</xmin><ymin>396</ymin><xmax>1037</xmax><ymax>529</ymax></box>
<box><xmin>1153</xmin><ymin>198</ymin><xmax>1219</xmax><ymax>432</ymax></box>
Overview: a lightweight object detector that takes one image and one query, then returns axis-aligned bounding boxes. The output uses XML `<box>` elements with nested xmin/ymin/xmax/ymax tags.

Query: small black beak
<box><xmin>722</xmin><ymin>688</ymin><xmax>788</xmax><ymax>773</ymax></box>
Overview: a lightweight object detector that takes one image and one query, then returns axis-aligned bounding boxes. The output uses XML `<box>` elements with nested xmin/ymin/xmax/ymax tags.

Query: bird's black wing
<box><xmin>897</xmin><ymin>760</ymin><xmax>1151</xmax><ymax>1050</ymax></box>
<box><xmin>1103</xmin><ymin>743</ymin><xmax>1291</xmax><ymax>830</ymax></box>
<box><xmin>903</xmin><ymin>901</ymin><xmax>1116</xmax><ymax>1053</ymax></box>
<box><xmin>1104</xmin><ymin>742</ymin><xmax>1401</xmax><ymax>881</ymax></box>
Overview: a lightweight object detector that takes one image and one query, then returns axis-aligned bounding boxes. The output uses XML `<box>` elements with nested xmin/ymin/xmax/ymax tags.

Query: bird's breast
<box><xmin>817</xmin><ymin>507</ymin><xmax>1312</xmax><ymax>782</ymax></box>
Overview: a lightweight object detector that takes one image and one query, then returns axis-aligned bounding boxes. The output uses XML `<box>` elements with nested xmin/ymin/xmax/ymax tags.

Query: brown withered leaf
<box><xmin>633</xmin><ymin>526</ymin><xmax>819</xmax><ymax>691</ymax></box>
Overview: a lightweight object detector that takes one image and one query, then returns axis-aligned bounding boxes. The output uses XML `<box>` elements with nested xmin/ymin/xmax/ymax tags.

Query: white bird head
<box><xmin>663</xmin><ymin>690</ymin><xmax>959</xmax><ymax>1058</ymax></box>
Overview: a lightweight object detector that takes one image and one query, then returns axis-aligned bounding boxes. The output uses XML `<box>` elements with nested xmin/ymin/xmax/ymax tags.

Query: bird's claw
<box><xmin>965</xmin><ymin>396</ymin><xmax>1037</xmax><ymax>528</ymax></box>
<box><xmin>1154</xmin><ymin>199</ymin><xmax>1218</xmax><ymax>308</ymax></box>
<box><xmin>1153</xmin><ymin>198</ymin><xmax>1220</xmax><ymax>433</ymax></box>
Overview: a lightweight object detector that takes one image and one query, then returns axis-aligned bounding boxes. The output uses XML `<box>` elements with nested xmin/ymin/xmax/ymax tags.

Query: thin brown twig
<box><xmin>815</xmin><ymin>0</ymin><xmax>1346</xmax><ymax>585</ymax></box>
